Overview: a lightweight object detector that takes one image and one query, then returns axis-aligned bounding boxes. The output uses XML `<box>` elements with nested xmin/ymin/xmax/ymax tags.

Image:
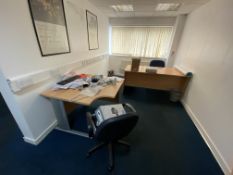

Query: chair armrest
<box><xmin>123</xmin><ymin>103</ymin><xmax>136</xmax><ymax>113</ymax></box>
<box><xmin>86</xmin><ymin>112</ymin><xmax>96</xmax><ymax>138</ymax></box>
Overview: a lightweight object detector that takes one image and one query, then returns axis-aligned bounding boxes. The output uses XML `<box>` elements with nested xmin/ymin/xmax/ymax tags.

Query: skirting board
<box><xmin>23</xmin><ymin>120</ymin><xmax>58</xmax><ymax>145</ymax></box>
<box><xmin>181</xmin><ymin>100</ymin><xmax>231</xmax><ymax>175</ymax></box>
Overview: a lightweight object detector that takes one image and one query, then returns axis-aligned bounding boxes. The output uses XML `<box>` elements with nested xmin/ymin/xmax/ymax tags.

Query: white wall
<box><xmin>174</xmin><ymin>0</ymin><xmax>233</xmax><ymax>174</ymax></box>
<box><xmin>0</xmin><ymin>0</ymin><xmax>108</xmax><ymax>77</ymax></box>
<box><xmin>0</xmin><ymin>0</ymin><xmax>109</xmax><ymax>144</ymax></box>
<box><xmin>0</xmin><ymin>68</ymin><xmax>34</xmax><ymax>138</ymax></box>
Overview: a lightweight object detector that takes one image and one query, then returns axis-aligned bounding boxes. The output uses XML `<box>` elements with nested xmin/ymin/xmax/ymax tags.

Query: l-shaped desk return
<box><xmin>124</xmin><ymin>65</ymin><xmax>192</xmax><ymax>97</ymax></box>
<box><xmin>41</xmin><ymin>80</ymin><xmax>124</xmax><ymax>137</ymax></box>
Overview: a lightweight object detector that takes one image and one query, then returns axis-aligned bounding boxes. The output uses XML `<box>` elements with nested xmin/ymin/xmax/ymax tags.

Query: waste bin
<box><xmin>170</xmin><ymin>90</ymin><xmax>182</xmax><ymax>102</ymax></box>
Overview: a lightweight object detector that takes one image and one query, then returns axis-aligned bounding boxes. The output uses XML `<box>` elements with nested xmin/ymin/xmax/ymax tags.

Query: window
<box><xmin>111</xmin><ymin>26</ymin><xmax>173</xmax><ymax>58</ymax></box>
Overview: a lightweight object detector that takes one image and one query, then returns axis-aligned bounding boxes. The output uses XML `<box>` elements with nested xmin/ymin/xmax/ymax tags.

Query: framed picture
<box><xmin>28</xmin><ymin>0</ymin><xmax>71</xmax><ymax>56</ymax></box>
<box><xmin>86</xmin><ymin>10</ymin><xmax>99</xmax><ymax>50</ymax></box>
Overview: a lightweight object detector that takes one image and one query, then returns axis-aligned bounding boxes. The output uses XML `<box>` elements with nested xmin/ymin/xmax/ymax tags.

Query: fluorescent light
<box><xmin>155</xmin><ymin>3</ymin><xmax>181</xmax><ymax>11</ymax></box>
<box><xmin>111</xmin><ymin>5</ymin><xmax>134</xmax><ymax>12</ymax></box>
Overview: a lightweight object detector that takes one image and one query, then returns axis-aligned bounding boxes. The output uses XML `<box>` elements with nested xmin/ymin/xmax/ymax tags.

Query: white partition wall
<box><xmin>174</xmin><ymin>0</ymin><xmax>233</xmax><ymax>174</ymax></box>
<box><xmin>0</xmin><ymin>68</ymin><xmax>34</xmax><ymax>139</ymax></box>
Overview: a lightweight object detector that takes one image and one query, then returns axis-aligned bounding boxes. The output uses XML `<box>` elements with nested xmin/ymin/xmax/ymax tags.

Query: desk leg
<box><xmin>115</xmin><ymin>89</ymin><xmax>120</xmax><ymax>103</ymax></box>
<box><xmin>51</xmin><ymin>99</ymin><xmax>88</xmax><ymax>138</ymax></box>
<box><xmin>51</xmin><ymin>100</ymin><xmax>70</xmax><ymax>130</ymax></box>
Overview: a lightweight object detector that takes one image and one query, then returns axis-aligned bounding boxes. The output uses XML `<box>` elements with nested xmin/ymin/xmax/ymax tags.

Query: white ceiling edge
<box><xmin>88</xmin><ymin>0</ymin><xmax>210</xmax><ymax>18</ymax></box>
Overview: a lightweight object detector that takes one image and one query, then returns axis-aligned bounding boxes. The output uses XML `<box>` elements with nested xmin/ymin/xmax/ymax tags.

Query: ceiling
<box><xmin>88</xmin><ymin>0</ymin><xmax>210</xmax><ymax>18</ymax></box>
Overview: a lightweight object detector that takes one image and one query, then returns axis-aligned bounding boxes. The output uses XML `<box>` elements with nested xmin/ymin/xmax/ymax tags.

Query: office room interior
<box><xmin>0</xmin><ymin>0</ymin><xmax>232</xmax><ymax>174</ymax></box>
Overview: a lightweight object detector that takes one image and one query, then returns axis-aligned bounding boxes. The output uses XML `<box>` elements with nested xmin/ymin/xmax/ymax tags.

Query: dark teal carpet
<box><xmin>0</xmin><ymin>89</ymin><xmax>223</xmax><ymax>175</ymax></box>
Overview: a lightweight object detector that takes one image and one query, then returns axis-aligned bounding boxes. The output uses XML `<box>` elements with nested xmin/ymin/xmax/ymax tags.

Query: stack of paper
<box><xmin>52</xmin><ymin>79</ymin><xmax>88</xmax><ymax>90</ymax></box>
<box><xmin>79</xmin><ymin>86</ymin><xmax>103</xmax><ymax>97</ymax></box>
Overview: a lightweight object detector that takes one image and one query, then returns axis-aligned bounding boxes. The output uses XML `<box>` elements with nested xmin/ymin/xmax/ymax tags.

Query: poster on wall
<box><xmin>86</xmin><ymin>10</ymin><xmax>99</xmax><ymax>50</ymax></box>
<box><xmin>28</xmin><ymin>0</ymin><xmax>70</xmax><ymax>56</ymax></box>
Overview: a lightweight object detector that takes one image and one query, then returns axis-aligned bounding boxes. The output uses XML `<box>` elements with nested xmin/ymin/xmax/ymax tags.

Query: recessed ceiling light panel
<box><xmin>155</xmin><ymin>3</ymin><xmax>181</xmax><ymax>11</ymax></box>
<box><xmin>111</xmin><ymin>5</ymin><xmax>134</xmax><ymax>12</ymax></box>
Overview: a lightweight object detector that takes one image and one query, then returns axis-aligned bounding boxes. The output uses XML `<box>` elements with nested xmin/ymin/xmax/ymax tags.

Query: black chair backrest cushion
<box><xmin>95</xmin><ymin>113</ymin><xmax>139</xmax><ymax>142</ymax></box>
<box><xmin>149</xmin><ymin>60</ymin><xmax>165</xmax><ymax>67</ymax></box>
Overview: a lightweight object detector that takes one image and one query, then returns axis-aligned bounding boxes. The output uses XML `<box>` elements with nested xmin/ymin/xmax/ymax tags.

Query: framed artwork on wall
<box><xmin>28</xmin><ymin>0</ymin><xmax>71</xmax><ymax>56</ymax></box>
<box><xmin>86</xmin><ymin>10</ymin><xmax>99</xmax><ymax>50</ymax></box>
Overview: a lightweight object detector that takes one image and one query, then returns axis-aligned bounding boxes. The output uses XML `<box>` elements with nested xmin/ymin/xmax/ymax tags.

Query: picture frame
<box><xmin>86</xmin><ymin>10</ymin><xmax>99</xmax><ymax>50</ymax></box>
<box><xmin>28</xmin><ymin>0</ymin><xmax>71</xmax><ymax>56</ymax></box>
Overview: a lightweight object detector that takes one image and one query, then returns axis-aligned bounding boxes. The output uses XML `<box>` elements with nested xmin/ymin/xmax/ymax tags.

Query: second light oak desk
<box><xmin>41</xmin><ymin>80</ymin><xmax>124</xmax><ymax>137</ymax></box>
<box><xmin>124</xmin><ymin>65</ymin><xmax>191</xmax><ymax>99</ymax></box>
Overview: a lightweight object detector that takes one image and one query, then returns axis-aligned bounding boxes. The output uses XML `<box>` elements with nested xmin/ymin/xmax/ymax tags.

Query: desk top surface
<box><xmin>41</xmin><ymin>80</ymin><xmax>124</xmax><ymax>106</ymax></box>
<box><xmin>125</xmin><ymin>65</ymin><xmax>185</xmax><ymax>77</ymax></box>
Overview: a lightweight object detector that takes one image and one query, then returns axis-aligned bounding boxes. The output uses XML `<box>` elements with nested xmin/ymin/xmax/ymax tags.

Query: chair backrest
<box><xmin>149</xmin><ymin>60</ymin><xmax>165</xmax><ymax>67</ymax></box>
<box><xmin>94</xmin><ymin>113</ymin><xmax>139</xmax><ymax>142</ymax></box>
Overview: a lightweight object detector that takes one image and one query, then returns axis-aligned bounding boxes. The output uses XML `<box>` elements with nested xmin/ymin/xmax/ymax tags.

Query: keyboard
<box><xmin>57</xmin><ymin>75</ymin><xmax>80</xmax><ymax>85</ymax></box>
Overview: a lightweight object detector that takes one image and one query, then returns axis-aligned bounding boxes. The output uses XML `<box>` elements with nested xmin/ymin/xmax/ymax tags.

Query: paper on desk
<box><xmin>107</xmin><ymin>76</ymin><xmax>124</xmax><ymax>82</ymax></box>
<box><xmin>52</xmin><ymin>79</ymin><xmax>88</xmax><ymax>90</ymax></box>
<box><xmin>52</xmin><ymin>84</ymin><xmax>70</xmax><ymax>90</ymax></box>
<box><xmin>69</xmin><ymin>79</ymin><xmax>88</xmax><ymax>89</ymax></box>
<box><xmin>80</xmin><ymin>86</ymin><xmax>103</xmax><ymax>97</ymax></box>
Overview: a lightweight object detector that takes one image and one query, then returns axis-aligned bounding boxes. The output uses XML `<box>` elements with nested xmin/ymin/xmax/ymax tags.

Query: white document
<box><xmin>80</xmin><ymin>86</ymin><xmax>103</xmax><ymax>97</ymax></box>
<box><xmin>107</xmin><ymin>76</ymin><xmax>124</xmax><ymax>82</ymax></box>
<box><xmin>95</xmin><ymin>104</ymin><xmax>126</xmax><ymax>126</ymax></box>
<box><xmin>52</xmin><ymin>79</ymin><xmax>88</xmax><ymax>90</ymax></box>
<box><xmin>68</xmin><ymin>79</ymin><xmax>88</xmax><ymax>89</ymax></box>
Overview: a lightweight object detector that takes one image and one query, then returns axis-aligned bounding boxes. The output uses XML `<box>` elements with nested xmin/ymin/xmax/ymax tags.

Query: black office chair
<box><xmin>149</xmin><ymin>59</ymin><xmax>165</xmax><ymax>67</ymax></box>
<box><xmin>86</xmin><ymin>103</ymin><xmax>139</xmax><ymax>171</ymax></box>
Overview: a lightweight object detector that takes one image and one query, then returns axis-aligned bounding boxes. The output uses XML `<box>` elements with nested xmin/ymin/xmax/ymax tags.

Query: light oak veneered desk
<box><xmin>41</xmin><ymin>80</ymin><xmax>124</xmax><ymax>106</ymax></box>
<box><xmin>41</xmin><ymin>80</ymin><xmax>124</xmax><ymax>137</ymax></box>
<box><xmin>124</xmin><ymin>65</ymin><xmax>191</xmax><ymax>98</ymax></box>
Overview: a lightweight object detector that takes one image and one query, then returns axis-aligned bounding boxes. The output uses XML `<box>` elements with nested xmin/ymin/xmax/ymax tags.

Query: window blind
<box><xmin>111</xmin><ymin>26</ymin><xmax>173</xmax><ymax>58</ymax></box>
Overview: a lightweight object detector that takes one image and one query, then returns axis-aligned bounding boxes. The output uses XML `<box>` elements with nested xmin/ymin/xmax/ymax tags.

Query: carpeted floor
<box><xmin>0</xmin><ymin>89</ymin><xmax>223</xmax><ymax>175</ymax></box>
